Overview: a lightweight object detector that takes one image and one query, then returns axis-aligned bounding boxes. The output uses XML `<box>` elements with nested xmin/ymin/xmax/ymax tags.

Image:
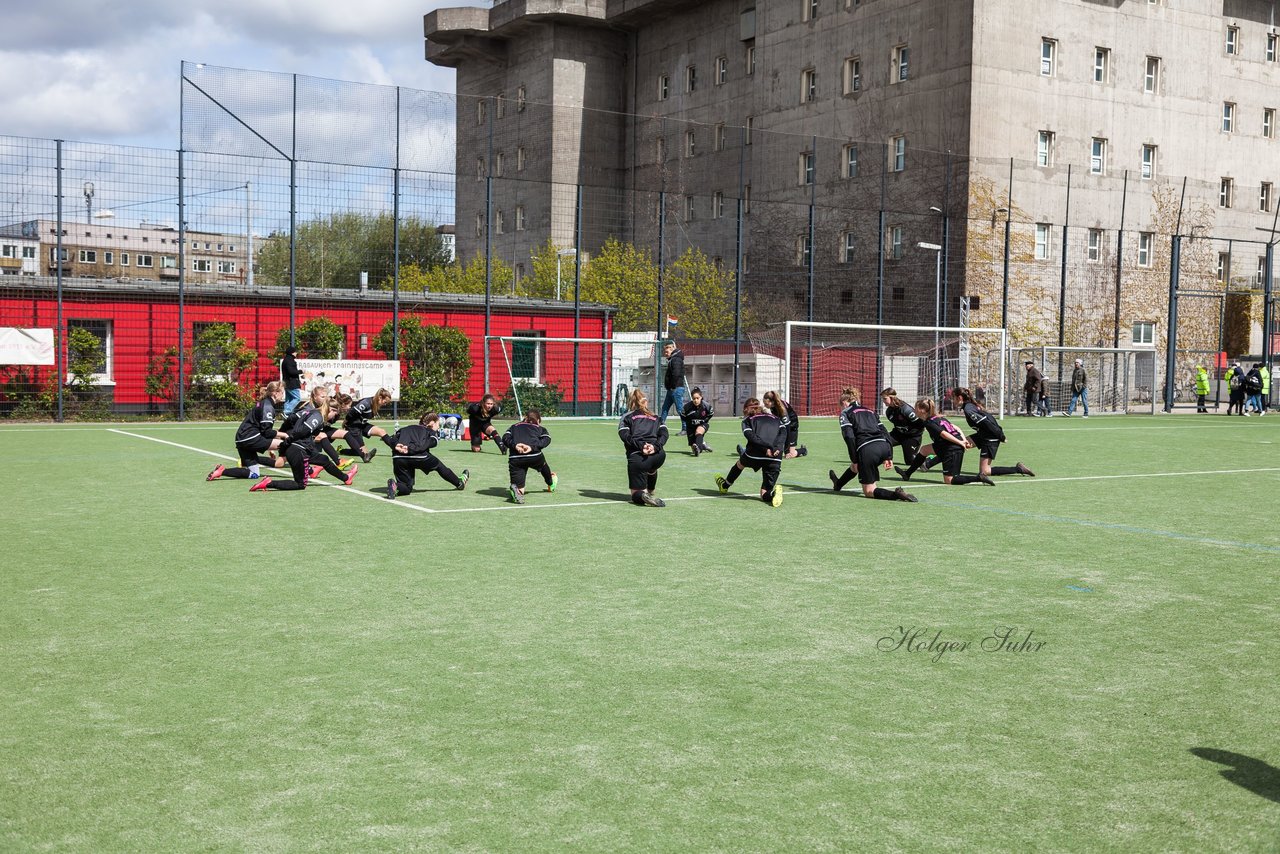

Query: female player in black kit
<box><xmin>908</xmin><ymin>397</ymin><xmax>990</xmax><ymax>486</ymax></box>
<box><xmin>618</xmin><ymin>389</ymin><xmax>668</xmax><ymax>506</ymax></box>
<box><xmin>206</xmin><ymin>380</ymin><xmax>287</xmax><ymax>482</ymax></box>
<box><xmin>467</xmin><ymin>393</ymin><xmax>506</xmax><ymax>453</ymax></box>
<box><xmin>681</xmin><ymin>387</ymin><xmax>714</xmax><ymax>455</ymax></box>
<box><xmin>716</xmin><ymin>397</ymin><xmax>786</xmax><ymax>506</ymax></box>
<box><xmin>879</xmin><ymin>387</ymin><xmax>924</xmax><ymax>471</ymax></box>
<box><xmin>501</xmin><ymin>409</ymin><xmax>556</xmax><ymax>504</ymax></box>
<box><xmin>828</xmin><ymin>388</ymin><xmax>916</xmax><ymax>501</ymax></box>
<box><xmin>382</xmin><ymin>413</ymin><xmax>470</xmax><ymax>500</ymax></box>
<box><xmin>329</xmin><ymin>388</ymin><xmax>390</xmax><ymax>463</ymax></box>
<box><xmin>249</xmin><ymin>387</ymin><xmax>358</xmax><ymax>491</ymax></box>
<box><xmin>763</xmin><ymin>390</ymin><xmax>807</xmax><ymax>458</ymax></box>
<box><xmin>952</xmin><ymin>386</ymin><xmax>1034</xmax><ymax>479</ymax></box>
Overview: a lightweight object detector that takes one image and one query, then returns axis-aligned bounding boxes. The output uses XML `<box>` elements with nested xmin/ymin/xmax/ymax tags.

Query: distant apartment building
<box><xmin>426</xmin><ymin>0</ymin><xmax>1280</xmax><ymax>337</ymax></box>
<box><xmin>0</xmin><ymin>220</ymin><xmax>249</xmax><ymax>287</ymax></box>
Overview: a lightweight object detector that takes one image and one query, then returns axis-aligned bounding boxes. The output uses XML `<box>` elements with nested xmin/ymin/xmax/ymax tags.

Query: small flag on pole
<box><xmin>667</xmin><ymin>315</ymin><xmax>679</xmax><ymax>327</ymax></box>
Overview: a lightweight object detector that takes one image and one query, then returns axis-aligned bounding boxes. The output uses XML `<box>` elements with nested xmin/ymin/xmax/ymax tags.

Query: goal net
<box><xmin>747</xmin><ymin>322</ymin><xmax>1009</xmax><ymax>417</ymax></box>
<box><xmin>1010</xmin><ymin>346</ymin><xmax>1158</xmax><ymax>415</ymax></box>
<box><xmin>485</xmin><ymin>335</ymin><xmax>660</xmax><ymax>419</ymax></box>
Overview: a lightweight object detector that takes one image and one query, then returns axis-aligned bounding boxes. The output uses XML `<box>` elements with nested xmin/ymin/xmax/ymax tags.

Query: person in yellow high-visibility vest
<box><xmin>1194</xmin><ymin>365</ymin><xmax>1211</xmax><ymax>413</ymax></box>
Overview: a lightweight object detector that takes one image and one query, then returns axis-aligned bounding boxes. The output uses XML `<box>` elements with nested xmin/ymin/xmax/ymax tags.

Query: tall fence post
<box><xmin>177</xmin><ymin>146</ymin><xmax>187</xmax><ymax>421</ymax></box>
<box><xmin>656</xmin><ymin>188</ymin><xmax>666</xmax><ymax>395</ymax></box>
<box><xmin>733</xmin><ymin>126</ymin><xmax>746</xmax><ymax>415</ymax></box>
<box><xmin>1264</xmin><ymin>242</ymin><xmax>1275</xmax><ymax>370</ymax></box>
<box><xmin>806</xmin><ymin>134</ymin><xmax>816</xmax><ymax>415</ymax></box>
<box><xmin>289</xmin><ymin>74</ymin><xmax>297</xmax><ymax>345</ymax></box>
<box><xmin>1057</xmin><ymin>164</ymin><xmax>1072</xmax><ymax>364</ymax></box>
<box><xmin>1112</xmin><ymin>170</ymin><xmax>1130</xmax><ymax>396</ymax></box>
<box><xmin>392</xmin><ymin>86</ymin><xmax>401</xmax><ymax>423</ymax></box>
<box><xmin>1001</xmin><ymin>158</ymin><xmax>1012</xmax><ymax>331</ymax></box>
<box><xmin>1164</xmin><ymin>234</ymin><xmax>1181</xmax><ymax>411</ymax></box>
<box><xmin>573</xmin><ymin>183</ymin><xmax>583</xmax><ymax>415</ymax></box>
<box><xmin>55</xmin><ymin>139</ymin><xmax>64</xmax><ymax>423</ymax></box>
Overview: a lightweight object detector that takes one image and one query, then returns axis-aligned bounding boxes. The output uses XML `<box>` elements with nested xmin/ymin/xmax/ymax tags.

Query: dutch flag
<box><xmin>667</xmin><ymin>315</ymin><xmax>679</xmax><ymax>327</ymax></box>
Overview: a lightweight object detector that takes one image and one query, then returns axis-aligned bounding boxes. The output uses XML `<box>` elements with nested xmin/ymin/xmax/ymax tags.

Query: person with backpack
<box><xmin>1227</xmin><ymin>362</ymin><xmax>1246</xmax><ymax>415</ymax></box>
<box><xmin>1245</xmin><ymin>364</ymin><xmax>1264</xmax><ymax>415</ymax></box>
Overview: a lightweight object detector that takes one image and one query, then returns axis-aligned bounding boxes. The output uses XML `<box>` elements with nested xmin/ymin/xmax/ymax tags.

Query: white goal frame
<box><xmin>782</xmin><ymin>321</ymin><xmax>1009</xmax><ymax>417</ymax></box>
<box><xmin>485</xmin><ymin>335</ymin><xmax>656</xmax><ymax>419</ymax></box>
<box><xmin>1012</xmin><ymin>345</ymin><xmax>1158</xmax><ymax>415</ymax></box>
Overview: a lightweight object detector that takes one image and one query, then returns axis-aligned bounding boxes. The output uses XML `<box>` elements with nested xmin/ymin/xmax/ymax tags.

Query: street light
<box><xmin>556</xmin><ymin>247</ymin><xmax>577</xmax><ymax>300</ymax></box>
<box><xmin>919</xmin><ymin>241</ymin><xmax>943</xmax><ymax>400</ymax></box>
<box><xmin>83</xmin><ymin>182</ymin><xmax>94</xmax><ymax>224</ymax></box>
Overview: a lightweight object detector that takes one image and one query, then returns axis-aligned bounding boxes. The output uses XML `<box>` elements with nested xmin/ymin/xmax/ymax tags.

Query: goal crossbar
<box><xmin>484</xmin><ymin>335</ymin><xmax>656</xmax><ymax>419</ymax></box>
<box><xmin>782</xmin><ymin>321</ymin><xmax>1008</xmax><ymax>418</ymax></box>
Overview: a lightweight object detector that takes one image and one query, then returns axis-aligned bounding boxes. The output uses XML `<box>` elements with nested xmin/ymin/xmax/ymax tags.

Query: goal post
<box><xmin>484</xmin><ymin>335</ymin><xmax>661</xmax><ymax>419</ymax></box>
<box><xmin>1013</xmin><ymin>345</ymin><xmax>1157</xmax><ymax>415</ymax></box>
<box><xmin>750</xmin><ymin>321</ymin><xmax>1008</xmax><ymax>417</ymax></box>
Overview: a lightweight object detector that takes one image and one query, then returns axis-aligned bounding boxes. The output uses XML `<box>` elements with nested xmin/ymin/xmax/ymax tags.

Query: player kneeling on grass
<box><xmin>383</xmin><ymin>412</ymin><xmax>470</xmax><ymax>500</ymax></box>
<box><xmin>682</xmin><ymin>388</ymin><xmax>714</xmax><ymax>456</ymax></box>
<box><xmin>502</xmin><ymin>409</ymin><xmax>556</xmax><ymax>504</ymax></box>
<box><xmin>716</xmin><ymin>397</ymin><xmax>785</xmax><ymax>506</ymax></box>
<box><xmin>952</xmin><ymin>386</ymin><xmax>1034</xmax><ymax>480</ymax></box>
<box><xmin>903</xmin><ymin>397</ymin><xmax>990</xmax><ymax>486</ymax></box>
<box><xmin>467</xmin><ymin>394</ymin><xmax>506</xmax><ymax>453</ymax></box>
<box><xmin>880</xmin><ymin>386</ymin><xmax>924</xmax><ymax>468</ymax></box>
<box><xmin>207</xmin><ymin>380</ymin><xmax>287</xmax><ymax>483</ymax></box>
<box><xmin>249</xmin><ymin>387</ymin><xmax>357</xmax><ymax>492</ymax></box>
<box><xmin>329</xmin><ymin>388</ymin><xmax>390</xmax><ymax>464</ymax></box>
<box><xmin>619</xmin><ymin>389</ymin><xmax>668</xmax><ymax>507</ymax></box>
<box><xmin>829</xmin><ymin>388</ymin><xmax>916</xmax><ymax>502</ymax></box>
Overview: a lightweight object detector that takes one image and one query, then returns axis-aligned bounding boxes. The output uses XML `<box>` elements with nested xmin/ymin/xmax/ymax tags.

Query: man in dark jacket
<box><xmin>659</xmin><ymin>341</ymin><xmax>688</xmax><ymax>434</ymax></box>
<box><xmin>1023</xmin><ymin>360</ymin><xmax>1044</xmax><ymax>416</ymax></box>
<box><xmin>1066</xmin><ymin>358</ymin><xmax>1089</xmax><ymax>417</ymax></box>
<box><xmin>281</xmin><ymin>346</ymin><xmax>303</xmax><ymax>415</ymax></box>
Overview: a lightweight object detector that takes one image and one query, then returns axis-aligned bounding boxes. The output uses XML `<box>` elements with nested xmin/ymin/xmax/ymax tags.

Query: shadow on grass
<box><xmin>577</xmin><ymin>488</ymin><xmax>635</xmax><ymax>503</ymax></box>
<box><xmin>475</xmin><ymin>486</ymin><xmax>512</xmax><ymax>499</ymax></box>
<box><xmin>1191</xmin><ymin>748</ymin><xmax>1280</xmax><ymax>803</ymax></box>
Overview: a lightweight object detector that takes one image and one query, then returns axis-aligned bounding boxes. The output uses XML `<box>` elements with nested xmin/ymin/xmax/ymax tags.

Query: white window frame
<box><xmin>658</xmin><ymin>74</ymin><xmax>670</xmax><ymax>101</ymax></box>
<box><xmin>515</xmin><ymin>205</ymin><xmax>526</xmax><ymax>231</ymax></box>
<box><xmin>1220</xmin><ymin>177</ymin><xmax>1234</xmax><ymax>208</ymax></box>
<box><xmin>844</xmin><ymin>143</ymin><xmax>859</xmax><ymax>178</ymax></box>
<box><xmin>799</xmin><ymin>151</ymin><xmax>815</xmax><ymax>185</ymax></box>
<box><xmin>192</xmin><ymin>258</ymin><xmax>212</xmax><ymax>273</ymax></box>
<box><xmin>1087</xmin><ymin>228</ymin><xmax>1102</xmax><ymax>262</ymax></box>
<box><xmin>517</xmin><ymin>147</ymin><xmax>526</xmax><ymax>171</ymax></box>
<box><xmin>1141</xmin><ymin>144</ymin><xmax>1156</xmax><ymax>180</ymax></box>
<box><xmin>217</xmin><ymin>260</ymin><xmax>237</xmax><ymax>274</ymax></box>
<box><xmin>1144</xmin><ymin>56</ymin><xmax>1160</xmax><ymax>93</ymax></box>
<box><xmin>119</xmin><ymin>252</ymin><xmax>130</xmax><ymax>266</ymax></box>
<box><xmin>713</xmin><ymin>191</ymin><xmax>724</xmax><ymax>219</ymax></box>
<box><xmin>1258</xmin><ymin>256</ymin><xmax>1268</xmax><ymax>286</ymax></box>
<box><xmin>891</xmin><ymin>135</ymin><xmax>906</xmax><ymax>172</ymax></box>
<box><xmin>1037</xmin><ymin>130</ymin><xmax>1054</xmax><ymax>167</ymax></box>
<box><xmin>78</xmin><ymin>249</ymin><xmax>96</xmax><ymax>263</ymax></box>
<box><xmin>1217</xmin><ymin>253</ymin><xmax>1228</xmax><ymax>283</ymax></box>
<box><xmin>1137</xmin><ymin>231</ymin><xmax>1153</xmax><ymax>267</ymax></box>
<box><xmin>716</xmin><ymin>56</ymin><xmax>727</xmax><ymax>85</ymax></box>
<box><xmin>685</xmin><ymin>130</ymin><xmax>696</xmax><ymax>157</ymax></box>
<box><xmin>1090</xmin><ymin>138</ymin><xmax>1107</xmax><ymax>175</ymax></box>
<box><xmin>67</xmin><ymin>318</ymin><xmax>113</xmax><ymax>384</ymax></box>
<box><xmin>1223</xmin><ymin>102</ymin><xmax>1236</xmax><ymax>133</ymax></box>
<box><xmin>685</xmin><ymin>195</ymin><xmax>695</xmax><ymax>222</ymax></box>
<box><xmin>1226</xmin><ymin>26</ymin><xmax>1239</xmax><ymax>56</ymax></box>
<box><xmin>1132</xmin><ymin>321</ymin><xmax>1155</xmax><ymax>346</ymax></box>
<box><xmin>803</xmin><ymin>0</ymin><xmax>818</xmax><ymax>22</ymax></box>
<box><xmin>843</xmin><ymin>56</ymin><xmax>862</xmax><ymax>93</ymax></box>
<box><xmin>801</xmin><ymin>68</ymin><xmax>817</xmax><ymax>103</ymax></box>
<box><xmin>893</xmin><ymin>44</ymin><xmax>910</xmax><ymax>82</ymax></box>
<box><xmin>1265</xmin><ymin>108</ymin><xmax>1275</xmax><ymax>139</ymax></box>
<box><xmin>842</xmin><ymin>231</ymin><xmax>856</xmax><ymax>263</ymax></box>
<box><xmin>1270</xmin><ymin>33</ymin><xmax>1278</xmax><ymax>63</ymax></box>
<box><xmin>715</xmin><ymin>123</ymin><xmax>726</xmax><ymax>152</ymax></box>
<box><xmin>686</xmin><ymin>64</ymin><xmax>697</xmax><ymax>93</ymax></box>
<box><xmin>1035</xmin><ymin>223</ymin><xmax>1051</xmax><ymax>260</ymax></box>
<box><xmin>890</xmin><ymin>226</ymin><xmax>903</xmax><ymax>260</ymax></box>
<box><xmin>136</xmin><ymin>254</ymin><xmax>153</xmax><ymax>268</ymax></box>
<box><xmin>1093</xmin><ymin>47</ymin><xmax>1109</xmax><ymax>83</ymax></box>
<box><xmin>797</xmin><ymin>234</ymin><xmax>812</xmax><ymax>267</ymax></box>
<box><xmin>746</xmin><ymin>45</ymin><xmax>756</xmax><ymax>76</ymax></box>
<box><xmin>1041</xmin><ymin>38</ymin><xmax>1056</xmax><ymax>77</ymax></box>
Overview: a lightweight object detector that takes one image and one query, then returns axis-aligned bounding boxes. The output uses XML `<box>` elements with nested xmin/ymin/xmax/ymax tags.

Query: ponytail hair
<box><xmin>761</xmin><ymin>390</ymin><xmax>785</xmax><ymax>418</ymax></box>
<box><xmin>880</xmin><ymin>387</ymin><xmax>904</xmax><ymax>409</ymax></box>
<box><xmin>952</xmin><ymin>387</ymin><xmax>979</xmax><ymax>409</ymax></box>
<box><xmin>262</xmin><ymin>380</ymin><xmax>284</xmax><ymax>399</ymax></box>
<box><xmin>523</xmin><ymin>409</ymin><xmax>542</xmax><ymax>424</ymax></box>
<box><xmin>372</xmin><ymin>388</ymin><xmax>392</xmax><ymax>415</ymax></box>
<box><xmin>915</xmin><ymin>397</ymin><xmax>938</xmax><ymax>419</ymax></box>
<box><xmin>627</xmin><ymin>389</ymin><xmax>653</xmax><ymax>417</ymax></box>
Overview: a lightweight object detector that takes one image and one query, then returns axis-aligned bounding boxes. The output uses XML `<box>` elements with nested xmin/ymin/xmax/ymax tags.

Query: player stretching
<box><xmin>206</xmin><ymin>381</ymin><xmax>287</xmax><ymax>482</ymax></box>
<box><xmin>880</xmin><ymin>387</ymin><xmax>925</xmax><ymax>469</ymax></box>
<box><xmin>829</xmin><ymin>389</ymin><xmax>916</xmax><ymax>502</ymax></box>
<box><xmin>953</xmin><ymin>387</ymin><xmax>1034</xmax><ymax>479</ymax></box>
<box><xmin>764</xmin><ymin>390</ymin><xmax>807</xmax><ymax>458</ymax></box>
<box><xmin>908</xmin><ymin>397</ymin><xmax>990</xmax><ymax>486</ymax></box>
<box><xmin>383</xmin><ymin>413</ymin><xmax>470</xmax><ymax>500</ymax></box>
<box><xmin>716</xmin><ymin>397</ymin><xmax>786</xmax><ymax>506</ymax></box>
<box><xmin>467</xmin><ymin>394</ymin><xmax>506</xmax><ymax>453</ymax></box>
<box><xmin>502</xmin><ymin>409</ymin><xmax>556</xmax><ymax>504</ymax></box>
<box><xmin>682</xmin><ymin>388</ymin><xmax>714</xmax><ymax>456</ymax></box>
<box><xmin>618</xmin><ymin>389</ymin><xmax>668</xmax><ymax>506</ymax></box>
<box><xmin>334</xmin><ymin>388</ymin><xmax>390</xmax><ymax>463</ymax></box>
<box><xmin>249</xmin><ymin>388</ymin><xmax>357</xmax><ymax>492</ymax></box>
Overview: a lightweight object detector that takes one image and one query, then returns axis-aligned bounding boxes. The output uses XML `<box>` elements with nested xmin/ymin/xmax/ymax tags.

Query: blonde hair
<box><xmin>372</xmin><ymin>388</ymin><xmax>393</xmax><ymax>415</ymax></box>
<box><xmin>845</xmin><ymin>387</ymin><xmax>862</xmax><ymax>406</ymax></box>
<box><xmin>628</xmin><ymin>389</ymin><xmax>653</xmax><ymax>417</ymax></box>
<box><xmin>309</xmin><ymin>386</ymin><xmax>330</xmax><ymax>420</ymax></box>
<box><xmin>262</xmin><ymin>380</ymin><xmax>284</xmax><ymax>398</ymax></box>
<box><xmin>915</xmin><ymin>397</ymin><xmax>938</xmax><ymax>419</ymax></box>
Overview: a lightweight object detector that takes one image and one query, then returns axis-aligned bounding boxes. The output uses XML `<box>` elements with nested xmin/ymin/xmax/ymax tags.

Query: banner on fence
<box><xmin>0</xmin><ymin>327</ymin><xmax>55</xmax><ymax>365</ymax></box>
<box><xmin>297</xmin><ymin>360</ymin><xmax>401</xmax><ymax>400</ymax></box>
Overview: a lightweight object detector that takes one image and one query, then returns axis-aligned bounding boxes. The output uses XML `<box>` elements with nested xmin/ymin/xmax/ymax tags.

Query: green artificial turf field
<box><xmin>2</xmin><ymin>414</ymin><xmax>1278</xmax><ymax>851</ymax></box>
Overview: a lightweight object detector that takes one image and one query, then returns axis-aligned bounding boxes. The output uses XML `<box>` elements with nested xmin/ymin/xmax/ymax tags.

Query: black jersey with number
<box><xmin>235</xmin><ymin>396</ymin><xmax>279</xmax><ymax>445</ymax></box>
<box><xmin>922</xmin><ymin>414</ymin><xmax>966</xmax><ymax>446</ymax></box>
<box><xmin>839</xmin><ymin>403</ymin><xmax>891</xmax><ymax>450</ymax></box>
<box><xmin>279</xmin><ymin>404</ymin><xmax>326</xmax><ymax>452</ymax></box>
<box><xmin>618</xmin><ymin>410</ymin><xmax>668</xmax><ymax>454</ymax></box>
<box><xmin>344</xmin><ymin>396</ymin><xmax>377</xmax><ymax>429</ymax></box>
<box><xmin>884</xmin><ymin>401</ymin><xmax>923</xmax><ymax>436</ymax></box>
<box><xmin>959</xmin><ymin>401</ymin><xmax>1005</xmax><ymax>442</ymax></box>
<box><xmin>502</xmin><ymin>422</ymin><xmax>551</xmax><ymax>460</ymax></box>
<box><xmin>682</xmin><ymin>400</ymin><xmax>713</xmax><ymax>429</ymax></box>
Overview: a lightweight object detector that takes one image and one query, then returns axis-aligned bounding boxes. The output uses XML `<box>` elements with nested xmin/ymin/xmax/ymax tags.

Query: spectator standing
<box><xmin>281</xmin><ymin>345</ymin><xmax>303</xmax><ymax>415</ymax></box>
<box><xmin>1066</xmin><ymin>358</ymin><xmax>1089</xmax><ymax>417</ymax></box>
<box><xmin>1023</xmin><ymin>360</ymin><xmax>1044</xmax><ymax>416</ymax></box>
<box><xmin>1194</xmin><ymin>365</ymin><xmax>1211</xmax><ymax>412</ymax></box>
<box><xmin>659</xmin><ymin>341</ymin><xmax>688</xmax><ymax>434</ymax></box>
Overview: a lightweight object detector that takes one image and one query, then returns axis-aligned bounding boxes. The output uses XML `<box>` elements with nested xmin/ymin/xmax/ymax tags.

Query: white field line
<box><xmin>108</xmin><ymin>428</ymin><xmax>437</xmax><ymax>514</ymax></box>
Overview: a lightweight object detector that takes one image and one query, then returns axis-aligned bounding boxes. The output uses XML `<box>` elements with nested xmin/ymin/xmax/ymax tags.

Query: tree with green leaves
<box><xmin>372</xmin><ymin>315</ymin><xmax>471</xmax><ymax>412</ymax></box>
<box><xmin>664</xmin><ymin>247</ymin><xmax>745</xmax><ymax>339</ymax></box>
<box><xmin>65</xmin><ymin>326</ymin><xmax>106</xmax><ymax>390</ymax></box>
<box><xmin>580</xmin><ymin>237</ymin><xmax>658</xmax><ymax>332</ymax></box>
<box><xmin>390</xmin><ymin>254</ymin><xmax>514</xmax><ymax>296</ymax></box>
<box><xmin>256</xmin><ymin>212</ymin><xmax>450</xmax><ymax>290</ymax></box>
<box><xmin>271</xmin><ymin>316</ymin><xmax>346</xmax><ymax>360</ymax></box>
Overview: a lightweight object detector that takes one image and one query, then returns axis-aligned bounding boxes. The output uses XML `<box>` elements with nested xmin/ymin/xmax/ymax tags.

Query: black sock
<box><xmin>648</xmin><ymin>472</ymin><xmax>658</xmax><ymax>491</ymax></box>
<box><xmin>904</xmin><ymin>453</ymin><xmax>928</xmax><ymax>476</ymax></box>
<box><xmin>724</xmin><ymin>467</ymin><xmax>740</xmax><ymax>485</ymax></box>
<box><xmin>318</xmin><ymin>437</ymin><xmax>342</xmax><ymax>466</ymax></box>
<box><xmin>871</xmin><ymin>487</ymin><xmax>897</xmax><ymax>500</ymax></box>
<box><xmin>835</xmin><ymin>468</ymin><xmax>854</xmax><ymax>489</ymax></box>
<box><xmin>439</xmin><ymin>467</ymin><xmax>462</xmax><ymax>488</ymax></box>
<box><xmin>990</xmin><ymin>466</ymin><xmax>1018</xmax><ymax>476</ymax></box>
<box><xmin>952</xmin><ymin>474</ymin><xmax>980</xmax><ymax>485</ymax></box>
<box><xmin>223</xmin><ymin>467</ymin><xmax>252</xmax><ymax>479</ymax></box>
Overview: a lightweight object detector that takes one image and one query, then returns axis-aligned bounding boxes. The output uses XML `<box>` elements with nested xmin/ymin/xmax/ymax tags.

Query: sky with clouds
<box><xmin>1</xmin><ymin>0</ymin><xmax>460</xmax><ymax>149</ymax></box>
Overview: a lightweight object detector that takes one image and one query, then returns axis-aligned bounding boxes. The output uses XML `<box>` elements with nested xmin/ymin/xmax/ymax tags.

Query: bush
<box><xmin>372</xmin><ymin>316</ymin><xmax>471</xmax><ymax>412</ymax></box>
<box><xmin>498</xmin><ymin>380</ymin><xmax>565</xmax><ymax>417</ymax></box>
<box><xmin>271</xmin><ymin>317</ymin><xmax>346</xmax><ymax>360</ymax></box>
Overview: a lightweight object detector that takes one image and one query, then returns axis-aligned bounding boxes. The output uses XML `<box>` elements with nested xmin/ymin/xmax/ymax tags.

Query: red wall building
<box><xmin>0</xmin><ymin>277</ymin><xmax>614</xmax><ymax>413</ymax></box>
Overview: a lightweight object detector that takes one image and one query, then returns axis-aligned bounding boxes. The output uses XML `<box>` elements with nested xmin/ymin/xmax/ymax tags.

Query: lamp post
<box><xmin>919</xmin><ymin>241</ymin><xmax>943</xmax><ymax>400</ymax></box>
<box><xmin>556</xmin><ymin>247</ymin><xmax>577</xmax><ymax>300</ymax></box>
<box><xmin>83</xmin><ymin>182</ymin><xmax>94</xmax><ymax>224</ymax></box>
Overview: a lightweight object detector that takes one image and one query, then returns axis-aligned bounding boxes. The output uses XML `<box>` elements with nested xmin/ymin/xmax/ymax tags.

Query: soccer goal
<box><xmin>485</xmin><ymin>335</ymin><xmax>660</xmax><ymax>419</ymax></box>
<box><xmin>1012</xmin><ymin>346</ymin><xmax>1158</xmax><ymax>416</ymax></box>
<box><xmin>748</xmin><ymin>321</ymin><xmax>1009</xmax><ymax>417</ymax></box>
